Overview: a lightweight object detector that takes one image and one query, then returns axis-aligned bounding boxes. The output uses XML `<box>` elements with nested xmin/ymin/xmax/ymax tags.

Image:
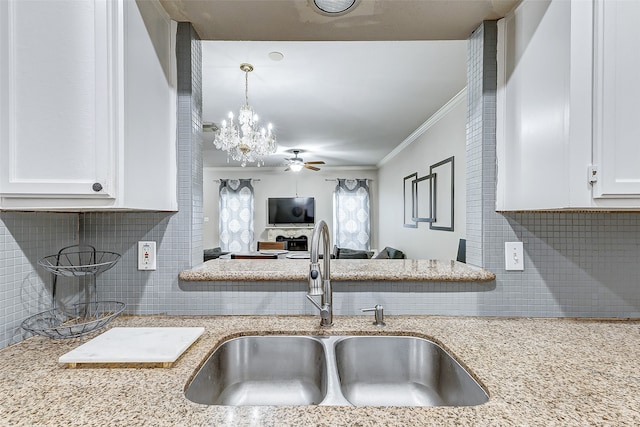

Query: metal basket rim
<box><xmin>21</xmin><ymin>301</ymin><xmax>126</xmax><ymax>339</ymax></box>
<box><xmin>37</xmin><ymin>251</ymin><xmax>121</xmax><ymax>276</ymax></box>
<box><xmin>38</xmin><ymin>251</ymin><xmax>121</xmax><ymax>267</ymax></box>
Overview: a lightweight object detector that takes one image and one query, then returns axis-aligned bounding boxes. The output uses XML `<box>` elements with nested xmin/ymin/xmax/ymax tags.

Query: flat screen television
<box><xmin>268</xmin><ymin>197</ymin><xmax>315</xmax><ymax>225</ymax></box>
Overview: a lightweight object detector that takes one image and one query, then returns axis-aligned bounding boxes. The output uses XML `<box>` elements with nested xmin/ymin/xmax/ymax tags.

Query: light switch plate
<box><xmin>505</xmin><ymin>242</ymin><xmax>524</xmax><ymax>271</ymax></box>
<box><xmin>138</xmin><ymin>241</ymin><xmax>157</xmax><ymax>270</ymax></box>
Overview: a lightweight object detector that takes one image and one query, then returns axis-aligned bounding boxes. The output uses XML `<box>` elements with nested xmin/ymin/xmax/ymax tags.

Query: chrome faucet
<box><xmin>306</xmin><ymin>220</ymin><xmax>333</xmax><ymax>327</ymax></box>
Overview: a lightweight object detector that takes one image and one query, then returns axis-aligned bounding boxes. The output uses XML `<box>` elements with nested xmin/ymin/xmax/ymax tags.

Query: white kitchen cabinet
<box><xmin>591</xmin><ymin>0</ymin><xmax>640</xmax><ymax>201</ymax></box>
<box><xmin>0</xmin><ymin>0</ymin><xmax>177</xmax><ymax>211</ymax></box>
<box><xmin>496</xmin><ymin>0</ymin><xmax>640</xmax><ymax>211</ymax></box>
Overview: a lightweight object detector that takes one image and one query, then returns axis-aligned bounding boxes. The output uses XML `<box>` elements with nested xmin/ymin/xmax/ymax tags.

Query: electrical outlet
<box><xmin>138</xmin><ymin>241</ymin><xmax>157</xmax><ymax>270</ymax></box>
<box><xmin>505</xmin><ymin>242</ymin><xmax>524</xmax><ymax>271</ymax></box>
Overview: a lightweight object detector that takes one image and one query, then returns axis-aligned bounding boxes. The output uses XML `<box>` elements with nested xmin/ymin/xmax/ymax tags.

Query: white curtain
<box><xmin>333</xmin><ymin>178</ymin><xmax>370</xmax><ymax>250</ymax></box>
<box><xmin>219</xmin><ymin>179</ymin><xmax>254</xmax><ymax>252</ymax></box>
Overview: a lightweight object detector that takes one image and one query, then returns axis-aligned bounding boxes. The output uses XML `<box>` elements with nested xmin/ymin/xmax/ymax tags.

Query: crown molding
<box><xmin>377</xmin><ymin>86</ymin><xmax>467</xmax><ymax>168</ymax></box>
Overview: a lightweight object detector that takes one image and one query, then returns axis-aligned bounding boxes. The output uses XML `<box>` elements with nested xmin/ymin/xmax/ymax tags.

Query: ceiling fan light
<box><xmin>312</xmin><ymin>0</ymin><xmax>359</xmax><ymax>15</ymax></box>
<box><xmin>290</xmin><ymin>163</ymin><xmax>304</xmax><ymax>172</ymax></box>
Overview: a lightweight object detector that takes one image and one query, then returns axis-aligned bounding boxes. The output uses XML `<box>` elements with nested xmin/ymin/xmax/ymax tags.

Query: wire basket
<box><xmin>21</xmin><ymin>301</ymin><xmax>126</xmax><ymax>339</ymax></box>
<box><xmin>38</xmin><ymin>247</ymin><xmax>121</xmax><ymax>277</ymax></box>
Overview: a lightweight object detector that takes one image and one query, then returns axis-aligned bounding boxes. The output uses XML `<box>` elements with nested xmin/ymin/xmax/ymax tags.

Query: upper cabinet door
<box><xmin>496</xmin><ymin>0</ymin><xmax>593</xmax><ymax>211</ymax></box>
<box><xmin>0</xmin><ymin>0</ymin><xmax>119</xmax><ymax>199</ymax></box>
<box><xmin>497</xmin><ymin>0</ymin><xmax>640</xmax><ymax>210</ymax></box>
<box><xmin>592</xmin><ymin>0</ymin><xmax>640</xmax><ymax>199</ymax></box>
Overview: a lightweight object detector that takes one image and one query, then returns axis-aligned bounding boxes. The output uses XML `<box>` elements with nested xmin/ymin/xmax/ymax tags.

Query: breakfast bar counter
<box><xmin>1</xmin><ymin>315</ymin><xmax>639</xmax><ymax>426</ymax></box>
<box><xmin>179</xmin><ymin>259</ymin><xmax>496</xmax><ymax>282</ymax></box>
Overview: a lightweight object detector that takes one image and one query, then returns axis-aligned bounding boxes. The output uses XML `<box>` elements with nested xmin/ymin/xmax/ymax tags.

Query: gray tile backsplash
<box><xmin>0</xmin><ymin>213</ymin><xmax>77</xmax><ymax>348</ymax></box>
<box><xmin>2</xmin><ymin>22</ymin><xmax>640</xmax><ymax>350</ymax></box>
<box><xmin>488</xmin><ymin>212</ymin><xmax>640</xmax><ymax>317</ymax></box>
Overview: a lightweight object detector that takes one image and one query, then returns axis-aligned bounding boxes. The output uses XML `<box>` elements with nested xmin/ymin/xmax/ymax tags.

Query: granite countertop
<box><xmin>179</xmin><ymin>259</ymin><xmax>496</xmax><ymax>282</ymax></box>
<box><xmin>2</xmin><ymin>315</ymin><xmax>639</xmax><ymax>426</ymax></box>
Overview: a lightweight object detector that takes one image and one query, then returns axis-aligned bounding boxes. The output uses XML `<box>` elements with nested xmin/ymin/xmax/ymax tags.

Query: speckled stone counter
<box><xmin>179</xmin><ymin>259</ymin><xmax>496</xmax><ymax>282</ymax></box>
<box><xmin>1</xmin><ymin>315</ymin><xmax>639</xmax><ymax>426</ymax></box>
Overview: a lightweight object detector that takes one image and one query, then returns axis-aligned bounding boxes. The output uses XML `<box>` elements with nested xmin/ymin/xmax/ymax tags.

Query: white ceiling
<box><xmin>160</xmin><ymin>0</ymin><xmax>520</xmax><ymax>169</ymax></box>
<box><xmin>201</xmin><ymin>40</ymin><xmax>467</xmax><ymax>168</ymax></box>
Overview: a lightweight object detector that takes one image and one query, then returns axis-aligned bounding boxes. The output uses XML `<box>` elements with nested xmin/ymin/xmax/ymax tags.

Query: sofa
<box><xmin>333</xmin><ymin>246</ymin><xmax>405</xmax><ymax>259</ymax></box>
<box><xmin>373</xmin><ymin>246</ymin><xmax>406</xmax><ymax>259</ymax></box>
<box><xmin>203</xmin><ymin>247</ymin><xmax>229</xmax><ymax>261</ymax></box>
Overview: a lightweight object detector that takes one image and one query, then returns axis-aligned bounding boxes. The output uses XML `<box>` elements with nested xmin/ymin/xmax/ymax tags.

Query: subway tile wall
<box><xmin>0</xmin><ymin>213</ymin><xmax>77</xmax><ymax>348</ymax></box>
<box><xmin>484</xmin><ymin>212</ymin><xmax>640</xmax><ymax>317</ymax></box>
<box><xmin>176</xmin><ymin>280</ymin><xmax>495</xmax><ymax>316</ymax></box>
<box><xmin>465</xmin><ymin>22</ymin><xmax>487</xmax><ymax>267</ymax></box>
<box><xmin>182</xmin><ymin>23</ymin><xmax>204</xmax><ymax>268</ymax></box>
<box><xmin>3</xmin><ymin>23</ymin><xmax>640</xmax><ymax>352</ymax></box>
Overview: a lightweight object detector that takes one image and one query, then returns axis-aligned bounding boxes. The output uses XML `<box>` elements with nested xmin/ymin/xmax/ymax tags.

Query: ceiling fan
<box><xmin>284</xmin><ymin>150</ymin><xmax>325</xmax><ymax>172</ymax></box>
<box><xmin>202</xmin><ymin>122</ymin><xmax>219</xmax><ymax>132</ymax></box>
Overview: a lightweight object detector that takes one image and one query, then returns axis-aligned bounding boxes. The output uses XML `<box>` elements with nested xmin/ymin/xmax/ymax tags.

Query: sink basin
<box><xmin>334</xmin><ymin>336</ymin><xmax>488</xmax><ymax>407</ymax></box>
<box><xmin>185</xmin><ymin>335</ymin><xmax>487</xmax><ymax>407</ymax></box>
<box><xmin>185</xmin><ymin>336</ymin><xmax>327</xmax><ymax>406</ymax></box>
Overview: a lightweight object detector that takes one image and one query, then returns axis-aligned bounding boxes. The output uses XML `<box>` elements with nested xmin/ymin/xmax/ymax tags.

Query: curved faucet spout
<box><xmin>307</xmin><ymin>220</ymin><xmax>333</xmax><ymax>327</ymax></box>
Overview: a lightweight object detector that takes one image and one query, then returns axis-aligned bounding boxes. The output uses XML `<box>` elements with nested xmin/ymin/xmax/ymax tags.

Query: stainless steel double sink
<box><xmin>184</xmin><ymin>335</ymin><xmax>488</xmax><ymax>407</ymax></box>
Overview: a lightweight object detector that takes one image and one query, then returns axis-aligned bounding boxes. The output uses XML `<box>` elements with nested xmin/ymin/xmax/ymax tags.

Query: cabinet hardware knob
<box><xmin>92</xmin><ymin>183</ymin><xmax>103</xmax><ymax>192</ymax></box>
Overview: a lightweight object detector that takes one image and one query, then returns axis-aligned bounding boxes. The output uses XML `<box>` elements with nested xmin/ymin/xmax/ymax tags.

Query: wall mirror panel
<box><xmin>403</xmin><ymin>173</ymin><xmax>418</xmax><ymax>228</ymax></box>
<box><xmin>429</xmin><ymin>156</ymin><xmax>454</xmax><ymax>231</ymax></box>
<box><xmin>412</xmin><ymin>173</ymin><xmax>435</xmax><ymax>223</ymax></box>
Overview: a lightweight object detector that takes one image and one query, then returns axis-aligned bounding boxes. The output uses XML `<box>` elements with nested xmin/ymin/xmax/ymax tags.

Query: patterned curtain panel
<box><xmin>219</xmin><ymin>179</ymin><xmax>254</xmax><ymax>252</ymax></box>
<box><xmin>334</xmin><ymin>178</ymin><xmax>370</xmax><ymax>250</ymax></box>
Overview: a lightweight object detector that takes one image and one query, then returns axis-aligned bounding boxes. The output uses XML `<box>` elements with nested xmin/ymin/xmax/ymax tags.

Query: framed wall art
<box><xmin>403</xmin><ymin>173</ymin><xmax>417</xmax><ymax>228</ymax></box>
<box><xmin>429</xmin><ymin>156</ymin><xmax>454</xmax><ymax>231</ymax></box>
<box><xmin>412</xmin><ymin>173</ymin><xmax>435</xmax><ymax>223</ymax></box>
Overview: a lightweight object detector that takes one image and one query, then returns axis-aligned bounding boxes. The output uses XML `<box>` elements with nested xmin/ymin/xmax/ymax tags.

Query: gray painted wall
<box><xmin>377</xmin><ymin>93</ymin><xmax>467</xmax><ymax>259</ymax></box>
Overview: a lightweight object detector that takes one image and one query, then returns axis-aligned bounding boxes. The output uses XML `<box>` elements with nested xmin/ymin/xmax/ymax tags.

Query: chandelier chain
<box><xmin>245</xmin><ymin>70</ymin><xmax>249</xmax><ymax>106</ymax></box>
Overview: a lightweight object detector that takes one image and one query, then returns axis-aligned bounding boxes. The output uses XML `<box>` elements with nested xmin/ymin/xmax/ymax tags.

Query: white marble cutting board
<box><xmin>59</xmin><ymin>327</ymin><xmax>205</xmax><ymax>368</ymax></box>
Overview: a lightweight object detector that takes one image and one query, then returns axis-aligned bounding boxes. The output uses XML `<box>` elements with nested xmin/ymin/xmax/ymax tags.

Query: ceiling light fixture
<box><xmin>312</xmin><ymin>0</ymin><xmax>359</xmax><ymax>15</ymax></box>
<box><xmin>213</xmin><ymin>63</ymin><xmax>277</xmax><ymax>167</ymax></box>
<box><xmin>268</xmin><ymin>51</ymin><xmax>284</xmax><ymax>61</ymax></box>
<box><xmin>284</xmin><ymin>150</ymin><xmax>325</xmax><ymax>172</ymax></box>
<box><xmin>289</xmin><ymin>161</ymin><xmax>304</xmax><ymax>172</ymax></box>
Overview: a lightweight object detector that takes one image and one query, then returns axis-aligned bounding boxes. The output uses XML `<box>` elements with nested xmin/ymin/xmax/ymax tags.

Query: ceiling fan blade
<box><xmin>202</xmin><ymin>122</ymin><xmax>218</xmax><ymax>132</ymax></box>
<box><xmin>305</xmin><ymin>165</ymin><xmax>321</xmax><ymax>171</ymax></box>
<box><xmin>284</xmin><ymin>166</ymin><xmax>292</xmax><ymax>172</ymax></box>
<box><xmin>305</xmin><ymin>161</ymin><xmax>325</xmax><ymax>165</ymax></box>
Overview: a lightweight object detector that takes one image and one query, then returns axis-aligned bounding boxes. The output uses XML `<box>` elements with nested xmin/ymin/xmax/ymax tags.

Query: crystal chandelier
<box><xmin>213</xmin><ymin>63</ymin><xmax>277</xmax><ymax>167</ymax></box>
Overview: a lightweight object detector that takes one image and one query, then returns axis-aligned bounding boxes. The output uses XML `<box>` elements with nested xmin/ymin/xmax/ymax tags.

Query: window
<box><xmin>218</xmin><ymin>179</ymin><xmax>254</xmax><ymax>252</ymax></box>
<box><xmin>333</xmin><ymin>179</ymin><xmax>370</xmax><ymax>250</ymax></box>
